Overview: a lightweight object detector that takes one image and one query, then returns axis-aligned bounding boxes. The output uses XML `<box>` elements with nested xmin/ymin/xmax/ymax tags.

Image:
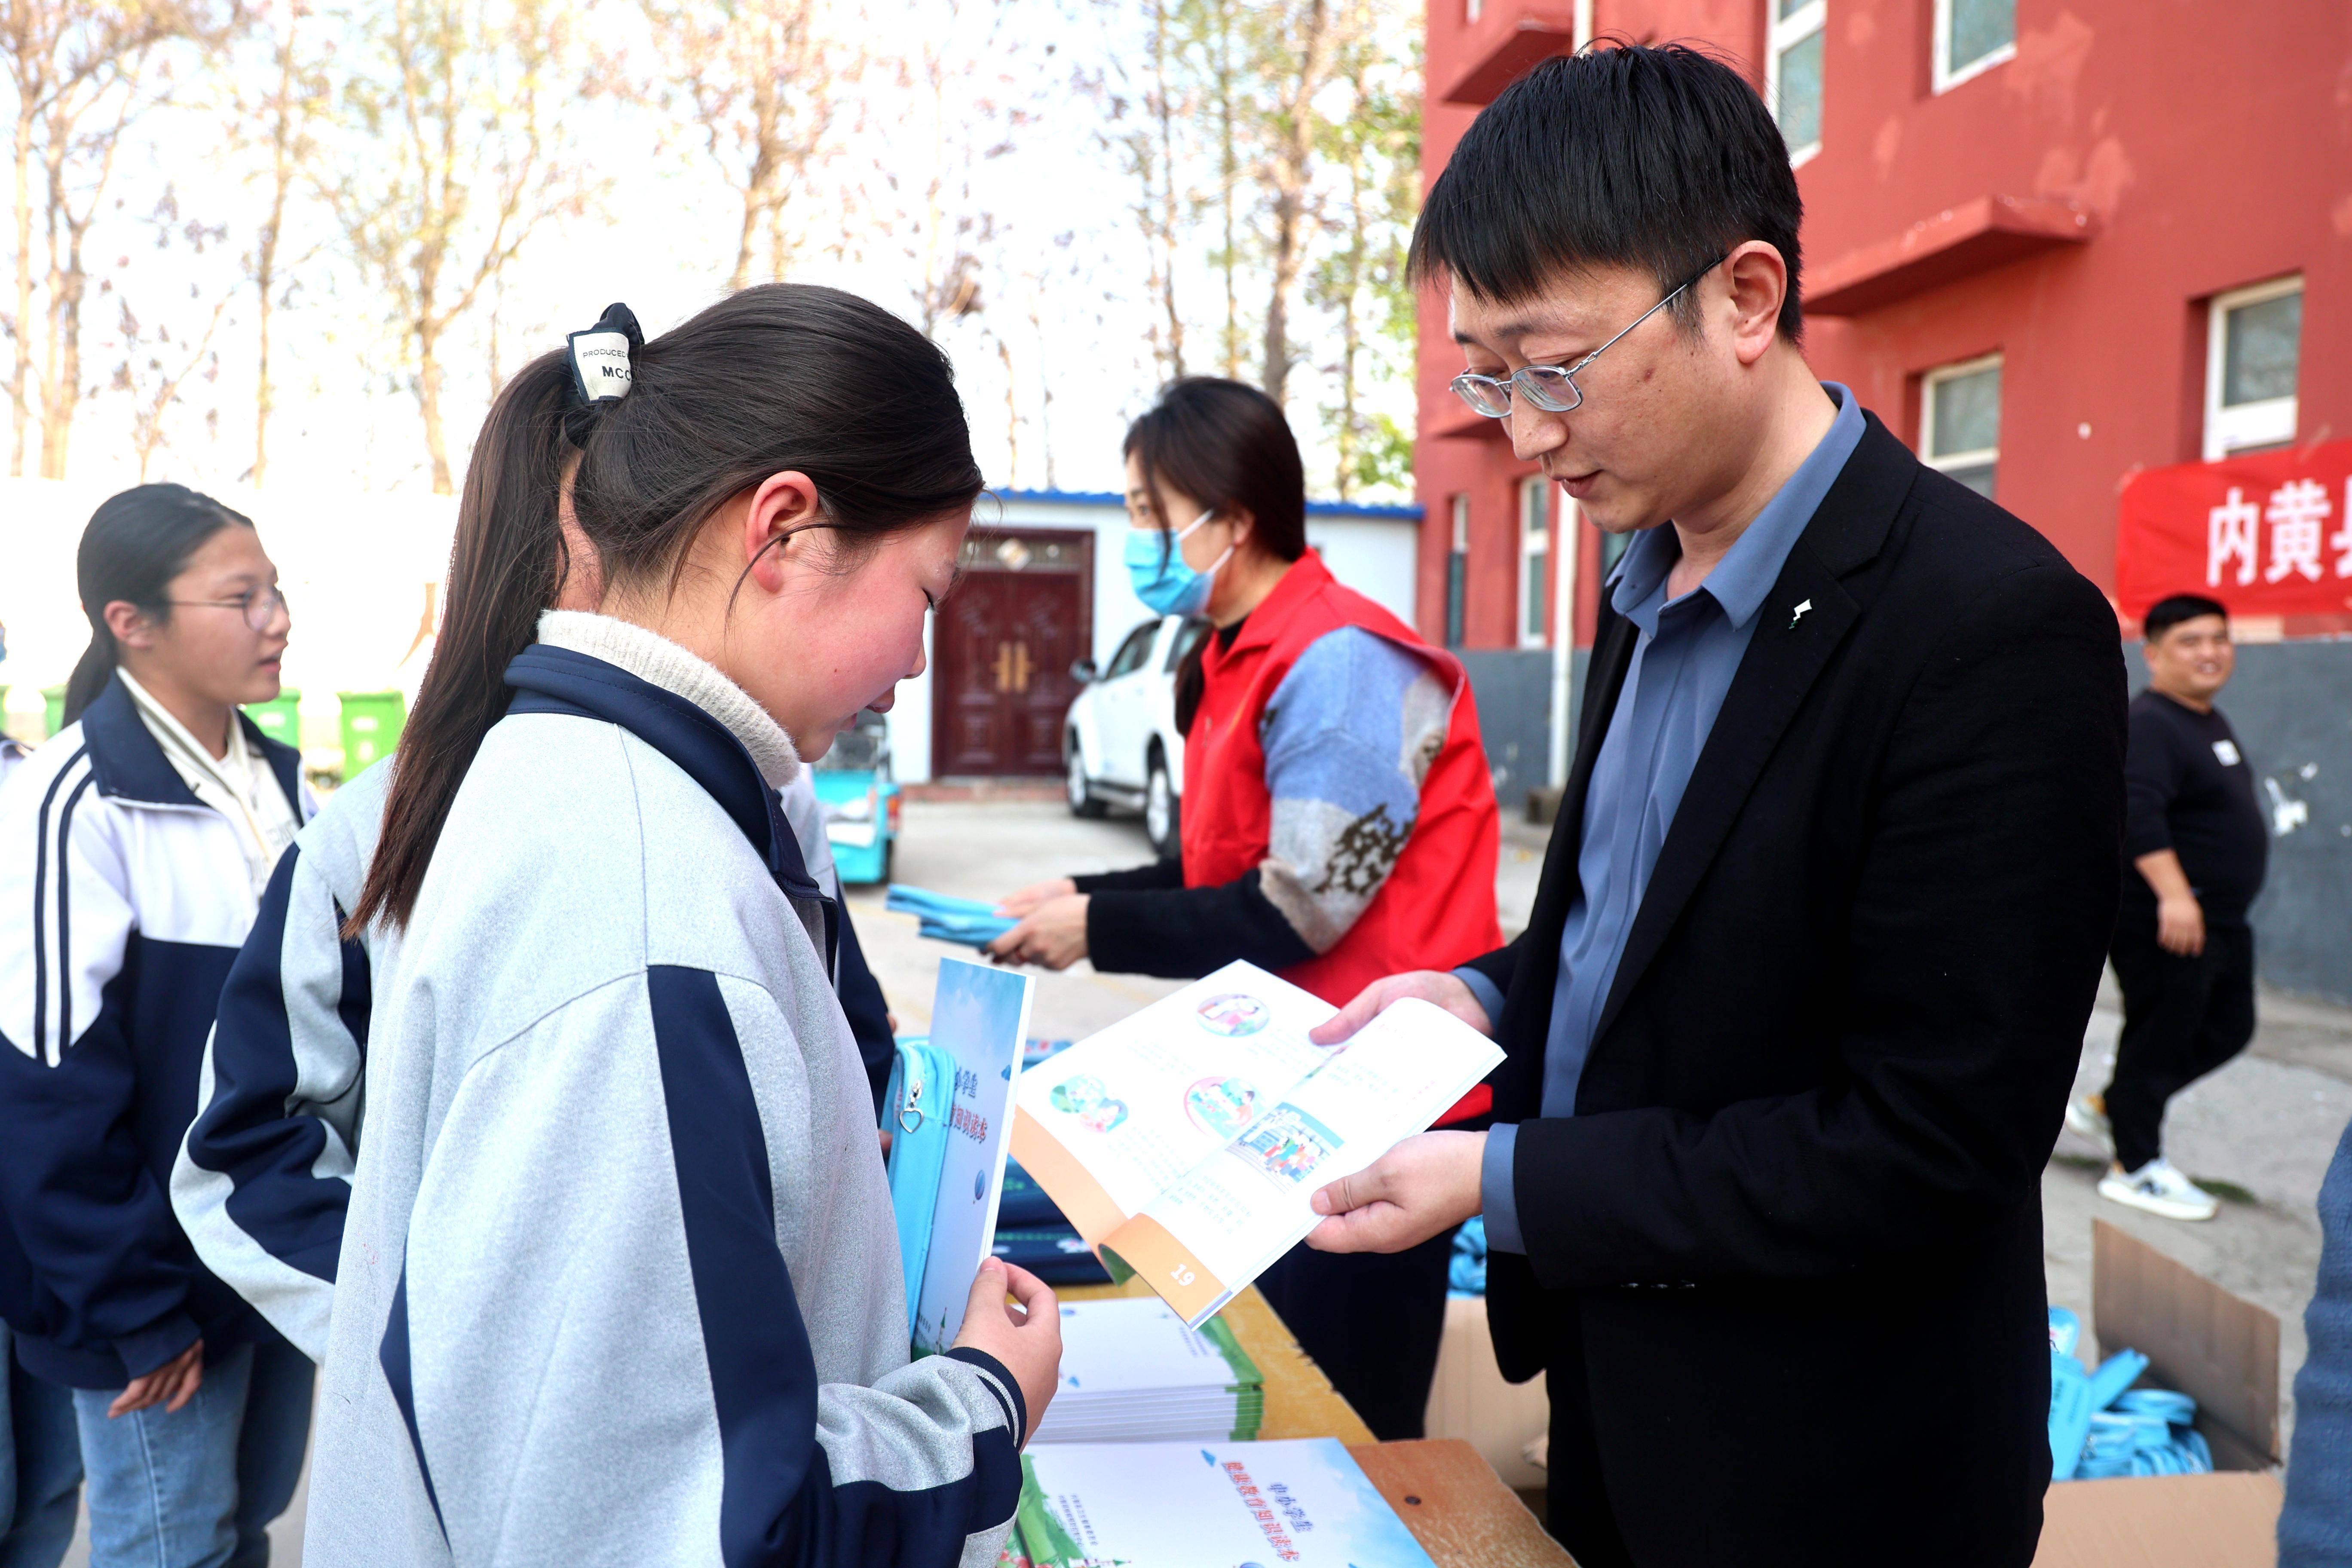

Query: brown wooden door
<box><xmin>933</xmin><ymin>531</ymin><xmax>1091</xmax><ymax>776</ymax></box>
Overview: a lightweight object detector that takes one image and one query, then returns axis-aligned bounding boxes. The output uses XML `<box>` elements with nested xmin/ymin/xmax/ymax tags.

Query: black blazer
<box><xmin>1470</xmin><ymin>414</ymin><xmax>2125</xmax><ymax>1566</ymax></box>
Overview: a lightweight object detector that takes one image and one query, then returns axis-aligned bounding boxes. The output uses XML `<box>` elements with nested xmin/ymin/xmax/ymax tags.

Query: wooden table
<box><xmin>1058</xmin><ymin>1277</ymin><xmax>1574</xmax><ymax>1567</ymax></box>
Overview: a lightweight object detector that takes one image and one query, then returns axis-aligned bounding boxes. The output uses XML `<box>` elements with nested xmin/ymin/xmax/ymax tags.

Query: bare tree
<box><xmin>1</xmin><ymin>0</ymin><xmax>226</xmax><ymax>478</ymax></box>
<box><xmin>1250</xmin><ymin>0</ymin><xmax>1354</xmax><ymax>409</ymax></box>
<box><xmin>326</xmin><ymin>0</ymin><xmax>593</xmax><ymax>493</ymax></box>
<box><xmin>638</xmin><ymin>0</ymin><xmax>858</xmax><ymax>291</ymax></box>
<box><xmin>113</xmin><ymin>291</ymin><xmax>228</xmax><ymax>480</ymax></box>
<box><xmin>236</xmin><ymin>0</ymin><xmax>326</xmax><ymax>486</ymax></box>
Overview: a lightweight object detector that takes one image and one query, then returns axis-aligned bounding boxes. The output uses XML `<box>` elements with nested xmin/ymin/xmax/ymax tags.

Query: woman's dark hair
<box><xmin>1411</xmin><ymin>43</ymin><xmax>1806</xmax><ymax>340</ymax></box>
<box><xmin>64</xmin><ymin>484</ymin><xmax>254</xmax><ymax>724</ymax></box>
<box><xmin>1122</xmin><ymin>378</ymin><xmax>1306</xmax><ymax>732</ymax></box>
<box><xmin>351</xmin><ymin>282</ymin><xmax>985</xmax><ymax>934</ymax></box>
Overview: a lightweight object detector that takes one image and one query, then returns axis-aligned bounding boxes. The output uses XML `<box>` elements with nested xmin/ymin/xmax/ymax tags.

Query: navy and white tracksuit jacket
<box><xmin>172</xmin><ymin>756</ymin><xmax>898</xmax><ymax>1365</ymax></box>
<box><xmin>0</xmin><ymin>674</ymin><xmax>311</xmax><ymax>1387</ymax></box>
<box><xmin>302</xmin><ymin>618</ymin><xmax>1021</xmax><ymax>1567</ymax></box>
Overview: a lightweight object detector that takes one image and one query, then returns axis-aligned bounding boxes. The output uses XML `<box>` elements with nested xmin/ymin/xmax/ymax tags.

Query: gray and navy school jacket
<box><xmin>303</xmin><ymin>617</ymin><xmax>1022</xmax><ymax>1568</ymax></box>
<box><xmin>0</xmin><ymin>734</ymin><xmax>28</xmax><ymax>793</ymax></box>
<box><xmin>0</xmin><ymin>674</ymin><xmax>311</xmax><ymax>1387</ymax></box>
<box><xmin>172</xmin><ymin>758</ymin><xmax>899</xmax><ymax>1364</ymax></box>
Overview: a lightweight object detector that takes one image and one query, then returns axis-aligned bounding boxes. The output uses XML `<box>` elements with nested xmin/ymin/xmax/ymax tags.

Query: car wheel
<box><xmin>1066</xmin><ymin>737</ymin><xmax>1108</xmax><ymax>818</ymax></box>
<box><xmin>880</xmin><ymin>837</ymin><xmax>895</xmax><ymax>885</ymax></box>
<box><xmin>1145</xmin><ymin>753</ymin><xmax>1180</xmax><ymax>860</ymax></box>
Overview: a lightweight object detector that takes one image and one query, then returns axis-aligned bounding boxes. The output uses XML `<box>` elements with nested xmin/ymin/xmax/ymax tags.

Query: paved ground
<box><xmin>61</xmin><ymin>798</ymin><xmax>2346</xmax><ymax>1561</ymax></box>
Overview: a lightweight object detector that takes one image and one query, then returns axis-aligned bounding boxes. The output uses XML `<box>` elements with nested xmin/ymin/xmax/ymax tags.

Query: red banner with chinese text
<box><xmin>2116</xmin><ymin>441</ymin><xmax>2352</xmax><ymax>620</ymax></box>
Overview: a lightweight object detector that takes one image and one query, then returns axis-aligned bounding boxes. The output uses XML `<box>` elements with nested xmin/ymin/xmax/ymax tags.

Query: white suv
<box><xmin>1063</xmin><ymin>615</ymin><xmax>1207</xmax><ymax>860</ymax></box>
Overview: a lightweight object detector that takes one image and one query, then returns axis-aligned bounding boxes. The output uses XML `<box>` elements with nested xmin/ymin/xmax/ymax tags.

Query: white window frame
<box><xmin>1932</xmin><ymin>0</ymin><xmax>2016</xmax><ymax>94</ymax></box>
<box><xmin>2204</xmin><ymin>276</ymin><xmax>2303</xmax><ymax>462</ymax></box>
<box><xmin>1519</xmin><ymin>476</ymin><xmax>1551</xmax><ymax>648</ymax></box>
<box><xmin>1920</xmin><ymin>352</ymin><xmax>2002</xmax><ymax>490</ymax></box>
<box><xmin>1766</xmin><ymin>0</ymin><xmax>1826</xmax><ymax>166</ymax></box>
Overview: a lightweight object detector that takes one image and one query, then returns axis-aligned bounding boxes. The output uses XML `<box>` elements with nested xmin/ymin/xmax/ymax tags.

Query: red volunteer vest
<box><xmin>1184</xmin><ymin>552</ymin><xmax>1504</xmax><ymax>1121</ymax></box>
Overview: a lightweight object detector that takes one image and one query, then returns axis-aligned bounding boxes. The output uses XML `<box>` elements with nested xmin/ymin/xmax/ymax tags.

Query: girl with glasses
<box><xmin>0</xmin><ymin>484</ymin><xmax>314</xmax><ymax>1567</ymax></box>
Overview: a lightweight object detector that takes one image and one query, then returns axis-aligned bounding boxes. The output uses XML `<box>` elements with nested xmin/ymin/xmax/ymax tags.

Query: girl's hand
<box><xmin>951</xmin><ymin>1259</ymin><xmax>1061</xmax><ymax>1445</ymax></box>
<box><xmin>110</xmin><ymin>1338</ymin><xmax>204</xmax><ymax>1418</ymax></box>
<box><xmin>996</xmin><ymin>878</ymin><xmax>1077</xmax><ymax>918</ymax></box>
<box><xmin>987</xmin><ymin>894</ymin><xmax>1090</xmax><ymax>971</ymax></box>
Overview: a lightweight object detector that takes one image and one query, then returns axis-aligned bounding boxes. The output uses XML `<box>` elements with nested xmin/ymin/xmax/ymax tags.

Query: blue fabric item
<box><xmin>73</xmin><ymin>1335</ymin><xmax>313</xmax><ymax>1568</ymax></box>
<box><xmin>2282</xmin><ymin>1116</ymin><xmax>2352</xmax><ymax>1565</ymax></box>
<box><xmin>990</xmin><ymin>1228</ymin><xmax>1113</xmax><ymax>1286</ymax></box>
<box><xmin>0</xmin><ymin>1328</ymin><xmax>81</xmax><ymax>1568</ymax></box>
<box><xmin>1481</xmin><ymin>384</ymin><xmax>1865</xmax><ymax>1255</ymax></box>
<box><xmin>2046</xmin><ymin>1305</ymin><xmax>2212</xmax><ymax>1484</ymax></box>
<box><xmin>885</xmin><ymin>885</ymin><xmax>1015</xmax><ymax>947</ymax></box>
<box><xmin>1449</xmin><ymin>1216</ymin><xmax>1488</xmax><ymax>1297</ymax></box>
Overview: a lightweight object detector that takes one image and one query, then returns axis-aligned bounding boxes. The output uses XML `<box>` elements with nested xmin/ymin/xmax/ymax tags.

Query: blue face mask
<box><xmin>1124</xmin><ymin>510</ymin><xmax>1231</xmax><ymax>619</ymax></box>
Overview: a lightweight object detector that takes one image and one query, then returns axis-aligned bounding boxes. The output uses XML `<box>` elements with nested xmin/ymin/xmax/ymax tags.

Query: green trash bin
<box><xmin>244</xmin><ymin>689</ymin><xmax>301</xmax><ymax>750</ymax></box>
<box><xmin>43</xmin><ymin>686</ymin><xmax>66</xmax><ymax>741</ymax></box>
<box><xmin>337</xmin><ymin>691</ymin><xmax>407</xmax><ymax>773</ymax></box>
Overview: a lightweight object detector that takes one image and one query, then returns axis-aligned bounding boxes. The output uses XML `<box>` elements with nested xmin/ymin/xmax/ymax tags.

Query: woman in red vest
<box><xmin>991</xmin><ymin>377</ymin><xmax>1503</xmax><ymax>1438</ymax></box>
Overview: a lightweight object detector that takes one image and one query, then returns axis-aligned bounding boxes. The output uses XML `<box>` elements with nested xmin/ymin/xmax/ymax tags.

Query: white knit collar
<box><xmin>535</xmin><ymin>610</ymin><xmax>801</xmax><ymax>788</ymax></box>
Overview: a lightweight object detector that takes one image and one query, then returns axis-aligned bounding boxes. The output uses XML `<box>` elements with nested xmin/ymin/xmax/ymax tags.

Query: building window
<box><xmin>1922</xmin><ymin>354</ymin><xmax>2001</xmax><ymax>499</ymax></box>
<box><xmin>1932</xmin><ymin>0</ymin><xmax>2015</xmax><ymax>92</ymax></box>
<box><xmin>1446</xmin><ymin>494</ymin><xmax>1469</xmax><ymax>648</ymax></box>
<box><xmin>1767</xmin><ymin>0</ymin><xmax>1825</xmax><ymax>163</ymax></box>
<box><xmin>1519</xmin><ymin>478</ymin><xmax>1551</xmax><ymax>647</ymax></box>
<box><xmin>2204</xmin><ymin>277</ymin><xmax>2302</xmax><ymax>462</ymax></box>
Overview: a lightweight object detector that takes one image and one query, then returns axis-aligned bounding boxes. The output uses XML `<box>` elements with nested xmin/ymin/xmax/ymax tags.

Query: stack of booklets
<box><xmin>1031</xmin><ymin>1299</ymin><xmax>1263</xmax><ymax>1445</ymax></box>
<box><xmin>999</xmin><ymin>1437</ymin><xmax>1439</xmax><ymax>1568</ymax></box>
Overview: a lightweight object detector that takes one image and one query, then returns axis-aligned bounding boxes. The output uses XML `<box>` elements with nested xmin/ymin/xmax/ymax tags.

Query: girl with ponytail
<box><xmin>0</xmin><ymin>484</ymin><xmax>315</xmax><ymax>1565</ymax></box>
<box><xmin>302</xmin><ymin>287</ymin><xmax>1060</xmax><ymax>1567</ymax></box>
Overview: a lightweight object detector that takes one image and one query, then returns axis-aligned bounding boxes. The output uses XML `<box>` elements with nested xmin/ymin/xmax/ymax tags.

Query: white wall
<box><xmin>1303</xmin><ymin>515</ymin><xmax>1419</xmax><ymax>626</ymax></box>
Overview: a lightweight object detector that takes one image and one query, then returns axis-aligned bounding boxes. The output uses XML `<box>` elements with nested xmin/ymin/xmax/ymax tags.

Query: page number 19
<box><xmin>1170</xmin><ymin>1264</ymin><xmax>1196</xmax><ymax>1287</ymax></box>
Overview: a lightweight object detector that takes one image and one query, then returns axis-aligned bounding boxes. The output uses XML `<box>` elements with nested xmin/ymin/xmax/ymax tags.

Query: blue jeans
<box><xmin>72</xmin><ymin>1336</ymin><xmax>313</xmax><ymax>1568</ymax></box>
<box><xmin>0</xmin><ymin>1329</ymin><xmax>80</xmax><ymax>1568</ymax></box>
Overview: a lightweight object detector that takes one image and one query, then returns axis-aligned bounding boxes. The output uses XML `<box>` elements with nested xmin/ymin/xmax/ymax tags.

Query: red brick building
<box><xmin>1414</xmin><ymin>0</ymin><xmax>2352</xmax><ymax>995</ymax></box>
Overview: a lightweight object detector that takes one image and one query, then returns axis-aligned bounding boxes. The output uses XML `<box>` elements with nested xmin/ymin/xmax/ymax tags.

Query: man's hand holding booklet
<box><xmin>1009</xmin><ymin>960</ymin><xmax>1503</xmax><ymax>1326</ymax></box>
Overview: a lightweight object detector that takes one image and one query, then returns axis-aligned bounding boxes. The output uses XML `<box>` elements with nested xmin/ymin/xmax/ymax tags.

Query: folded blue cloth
<box><xmin>2047</xmin><ymin>1308</ymin><xmax>2211</xmax><ymax>1481</ymax></box>
<box><xmin>885</xmin><ymin>885</ymin><xmax>1016</xmax><ymax>947</ymax></box>
<box><xmin>1449</xmin><ymin>1216</ymin><xmax>1488</xmax><ymax>1298</ymax></box>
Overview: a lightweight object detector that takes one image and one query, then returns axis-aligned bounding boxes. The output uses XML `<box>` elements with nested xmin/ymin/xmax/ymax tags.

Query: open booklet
<box><xmin>1009</xmin><ymin>961</ymin><xmax>1503</xmax><ymax>1327</ymax></box>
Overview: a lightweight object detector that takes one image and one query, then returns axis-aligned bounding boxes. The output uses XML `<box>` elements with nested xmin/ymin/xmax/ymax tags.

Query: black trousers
<box><xmin>1253</xmin><ymin>1226</ymin><xmax>1454</xmax><ymax>1440</ymax></box>
<box><xmin>2104</xmin><ymin>911</ymin><xmax>2256</xmax><ymax>1173</ymax></box>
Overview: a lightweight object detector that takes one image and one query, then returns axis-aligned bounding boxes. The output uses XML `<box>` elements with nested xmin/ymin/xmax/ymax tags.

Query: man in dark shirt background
<box><xmin>2070</xmin><ymin>593</ymin><xmax>2270</xmax><ymax>1220</ymax></box>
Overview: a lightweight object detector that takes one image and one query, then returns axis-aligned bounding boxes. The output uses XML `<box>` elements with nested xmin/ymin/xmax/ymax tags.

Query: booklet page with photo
<box><xmin>1010</xmin><ymin>961</ymin><xmax>1502</xmax><ymax>1326</ymax></box>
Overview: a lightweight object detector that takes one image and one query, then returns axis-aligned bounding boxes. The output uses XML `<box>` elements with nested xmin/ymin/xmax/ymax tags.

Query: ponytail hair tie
<box><xmin>566</xmin><ymin>302</ymin><xmax>642</xmax><ymax>407</ymax></box>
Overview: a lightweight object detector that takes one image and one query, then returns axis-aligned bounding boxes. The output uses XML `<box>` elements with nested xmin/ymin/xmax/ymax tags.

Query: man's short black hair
<box><xmin>2143</xmin><ymin>594</ymin><xmax>2230</xmax><ymax>641</ymax></box>
<box><xmin>1411</xmin><ymin>43</ymin><xmax>1805</xmax><ymax>339</ymax></box>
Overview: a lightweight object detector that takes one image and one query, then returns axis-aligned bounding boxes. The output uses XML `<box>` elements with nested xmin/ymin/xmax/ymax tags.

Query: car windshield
<box><xmin>818</xmin><ymin>717</ymin><xmax>888</xmax><ymax>772</ymax></box>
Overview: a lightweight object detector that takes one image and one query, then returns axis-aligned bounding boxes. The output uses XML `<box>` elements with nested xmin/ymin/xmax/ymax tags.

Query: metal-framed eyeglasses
<box><xmin>168</xmin><ymin>585</ymin><xmax>289</xmax><ymax>632</ymax></box>
<box><xmin>1449</xmin><ymin>255</ymin><xmax>1725</xmax><ymax>420</ymax></box>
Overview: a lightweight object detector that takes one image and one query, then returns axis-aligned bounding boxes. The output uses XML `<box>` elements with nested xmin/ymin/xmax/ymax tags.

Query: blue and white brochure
<box><xmin>912</xmin><ymin>957</ymin><xmax>1036</xmax><ymax>1355</ymax></box>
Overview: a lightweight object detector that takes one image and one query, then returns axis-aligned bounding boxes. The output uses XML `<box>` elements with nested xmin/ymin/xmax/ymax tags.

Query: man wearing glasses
<box><xmin>1302</xmin><ymin>44</ymin><xmax>2125</xmax><ymax>1568</ymax></box>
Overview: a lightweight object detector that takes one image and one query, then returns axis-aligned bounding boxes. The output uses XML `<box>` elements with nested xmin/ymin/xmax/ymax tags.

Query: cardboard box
<box><xmin>2031</xmin><ymin>1220</ymin><xmax>2285</xmax><ymax>1567</ymax></box>
<box><xmin>1422</xmin><ymin>1294</ymin><xmax>1550</xmax><ymax>1488</ymax></box>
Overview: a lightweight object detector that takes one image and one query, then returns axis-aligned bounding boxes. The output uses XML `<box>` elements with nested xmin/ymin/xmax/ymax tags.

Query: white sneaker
<box><xmin>2098</xmin><ymin>1158</ymin><xmax>2219</xmax><ymax>1222</ymax></box>
<box><xmin>2064</xmin><ymin>1093</ymin><xmax>2114</xmax><ymax>1158</ymax></box>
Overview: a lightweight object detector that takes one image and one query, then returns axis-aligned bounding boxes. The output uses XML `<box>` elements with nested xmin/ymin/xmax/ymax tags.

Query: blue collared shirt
<box><xmin>1470</xmin><ymin>384</ymin><xmax>1865</xmax><ymax>1255</ymax></box>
